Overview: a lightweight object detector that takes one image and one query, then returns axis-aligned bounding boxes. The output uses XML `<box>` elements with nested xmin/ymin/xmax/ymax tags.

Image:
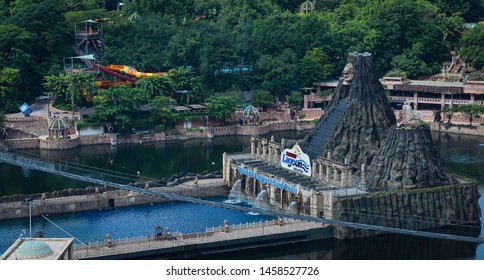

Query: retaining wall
<box><xmin>0</xmin><ymin>182</ymin><xmax>228</xmax><ymax>221</ymax></box>
<box><xmin>330</xmin><ymin>184</ymin><xmax>481</xmax><ymax>238</ymax></box>
<box><xmin>430</xmin><ymin>122</ymin><xmax>484</xmax><ymax>136</ymax></box>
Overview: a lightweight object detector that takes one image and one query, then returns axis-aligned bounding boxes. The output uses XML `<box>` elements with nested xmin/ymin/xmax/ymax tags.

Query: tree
<box><xmin>137</xmin><ymin>76</ymin><xmax>176</xmax><ymax>101</ymax></box>
<box><xmin>66</xmin><ymin>72</ymin><xmax>96</xmax><ymax>112</ymax></box>
<box><xmin>0</xmin><ymin>67</ymin><xmax>23</xmax><ymax>112</ymax></box>
<box><xmin>43</xmin><ymin>74</ymin><xmax>70</xmax><ymax>107</ymax></box>
<box><xmin>457</xmin><ymin>104</ymin><xmax>482</xmax><ymax>126</ymax></box>
<box><xmin>206</xmin><ymin>95</ymin><xmax>240</xmax><ymax>123</ymax></box>
<box><xmin>288</xmin><ymin>91</ymin><xmax>303</xmax><ymax>108</ymax></box>
<box><xmin>149</xmin><ymin>95</ymin><xmax>177</xmax><ymax>128</ymax></box>
<box><xmin>299</xmin><ymin>48</ymin><xmax>334</xmax><ymax>87</ymax></box>
<box><xmin>390</xmin><ymin>42</ymin><xmax>431</xmax><ymax>79</ymax></box>
<box><xmin>441</xmin><ymin>105</ymin><xmax>456</xmax><ymax>123</ymax></box>
<box><xmin>91</xmin><ymin>86</ymin><xmax>142</xmax><ymax>132</ymax></box>
<box><xmin>251</xmin><ymin>89</ymin><xmax>273</xmax><ymax>108</ymax></box>
<box><xmin>256</xmin><ymin>48</ymin><xmax>299</xmax><ymax>94</ymax></box>
<box><xmin>460</xmin><ymin>24</ymin><xmax>484</xmax><ymax>70</ymax></box>
<box><xmin>169</xmin><ymin>66</ymin><xmax>203</xmax><ymax>104</ymax></box>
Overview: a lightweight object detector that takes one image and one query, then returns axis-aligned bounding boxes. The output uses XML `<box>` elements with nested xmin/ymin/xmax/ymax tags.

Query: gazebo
<box><xmin>48</xmin><ymin>118</ymin><xmax>69</xmax><ymax>140</ymax></box>
<box><xmin>242</xmin><ymin>105</ymin><xmax>260</xmax><ymax>126</ymax></box>
<box><xmin>301</xmin><ymin>1</ymin><xmax>316</xmax><ymax>14</ymax></box>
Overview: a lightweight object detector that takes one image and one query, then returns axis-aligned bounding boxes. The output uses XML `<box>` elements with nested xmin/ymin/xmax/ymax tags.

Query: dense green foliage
<box><xmin>0</xmin><ymin>0</ymin><xmax>483</xmax><ymax>117</ymax></box>
<box><xmin>206</xmin><ymin>95</ymin><xmax>240</xmax><ymax>123</ymax></box>
<box><xmin>90</xmin><ymin>86</ymin><xmax>142</xmax><ymax>132</ymax></box>
<box><xmin>460</xmin><ymin>25</ymin><xmax>484</xmax><ymax>70</ymax></box>
<box><xmin>251</xmin><ymin>89</ymin><xmax>274</xmax><ymax>108</ymax></box>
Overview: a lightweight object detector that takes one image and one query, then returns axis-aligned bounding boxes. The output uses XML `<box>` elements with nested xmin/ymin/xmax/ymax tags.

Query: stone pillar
<box><xmin>312</xmin><ymin>160</ymin><xmax>317</xmax><ymax>179</ymax></box>
<box><xmin>413</xmin><ymin>92</ymin><xmax>419</xmax><ymax>110</ymax></box>
<box><xmin>256</xmin><ymin>142</ymin><xmax>262</xmax><ymax>159</ymax></box>
<box><xmin>261</xmin><ymin>140</ymin><xmax>267</xmax><ymax>160</ymax></box>
<box><xmin>253</xmin><ymin>168</ymin><xmax>258</xmax><ymax>195</ymax></box>
<box><xmin>222</xmin><ymin>152</ymin><xmax>227</xmax><ymax>181</ymax></box>
<box><xmin>318</xmin><ymin>162</ymin><xmax>323</xmax><ymax>179</ymax></box>
<box><xmin>333</xmin><ymin>168</ymin><xmax>338</xmax><ymax>184</ymax></box>
<box><xmin>360</xmin><ymin>164</ymin><xmax>366</xmax><ymax>190</ymax></box>
<box><xmin>326</xmin><ymin>164</ymin><xmax>330</xmax><ymax>180</ymax></box>
<box><xmin>341</xmin><ymin>171</ymin><xmax>346</xmax><ymax>187</ymax></box>
<box><xmin>268</xmin><ymin>145</ymin><xmax>272</xmax><ymax>163</ymax></box>
<box><xmin>250</xmin><ymin>136</ymin><xmax>256</xmax><ymax>156</ymax></box>
<box><xmin>327</xmin><ymin>152</ymin><xmax>331</xmax><ymax>160</ymax></box>
<box><xmin>349</xmin><ymin>170</ymin><xmax>353</xmax><ymax>188</ymax></box>
<box><xmin>226</xmin><ymin>158</ymin><xmax>232</xmax><ymax>184</ymax></box>
<box><xmin>275</xmin><ymin>147</ymin><xmax>280</xmax><ymax>164</ymax></box>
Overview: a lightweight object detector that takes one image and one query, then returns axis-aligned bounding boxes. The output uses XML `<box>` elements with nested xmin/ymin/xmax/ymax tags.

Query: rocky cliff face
<box><xmin>322</xmin><ymin>53</ymin><xmax>396</xmax><ymax>167</ymax></box>
<box><xmin>367</xmin><ymin>126</ymin><xmax>455</xmax><ymax>190</ymax></box>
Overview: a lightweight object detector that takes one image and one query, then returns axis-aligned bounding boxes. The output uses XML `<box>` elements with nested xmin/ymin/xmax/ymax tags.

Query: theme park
<box><xmin>0</xmin><ymin>0</ymin><xmax>483</xmax><ymax>264</ymax></box>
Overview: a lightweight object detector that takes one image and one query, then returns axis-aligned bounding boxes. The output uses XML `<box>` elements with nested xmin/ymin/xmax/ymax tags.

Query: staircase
<box><xmin>72</xmin><ymin>46</ymin><xmax>94</xmax><ymax>68</ymax></box>
<box><xmin>303</xmin><ymin>99</ymin><xmax>349</xmax><ymax>159</ymax></box>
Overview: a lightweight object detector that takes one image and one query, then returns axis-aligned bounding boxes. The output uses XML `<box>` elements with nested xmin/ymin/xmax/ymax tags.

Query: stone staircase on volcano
<box><xmin>303</xmin><ymin>99</ymin><xmax>349</xmax><ymax>160</ymax></box>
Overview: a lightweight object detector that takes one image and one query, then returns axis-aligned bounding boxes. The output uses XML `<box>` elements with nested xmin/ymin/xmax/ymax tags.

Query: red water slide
<box><xmin>93</xmin><ymin>64</ymin><xmax>137</xmax><ymax>83</ymax></box>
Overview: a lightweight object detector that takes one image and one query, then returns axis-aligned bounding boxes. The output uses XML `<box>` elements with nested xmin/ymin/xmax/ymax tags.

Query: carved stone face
<box><xmin>341</xmin><ymin>63</ymin><xmax>354</xmax><ymax>85</ymax></box>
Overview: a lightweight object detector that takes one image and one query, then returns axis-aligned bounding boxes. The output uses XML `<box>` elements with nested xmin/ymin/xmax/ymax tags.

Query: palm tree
<box><xmin>137</xmin><ymin>76</ymin><xmax>176</xmax><ymax>101</ymax></box>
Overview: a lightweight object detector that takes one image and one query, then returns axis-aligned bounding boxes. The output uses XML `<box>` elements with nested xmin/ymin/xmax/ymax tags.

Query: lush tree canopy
<box><xmin>460</xmin><ymin>25</ymin><xmax>484</xmax><ymax>70</ymax></box>
<box><xmin>1</xmin><ymin>0</ymin><xmax>483</xmax><ymax>115</ymax></box>
<box><xmin>206</xmin><ymin>95</ymin><xmax>240</xmax><ymax>123</ymax></box>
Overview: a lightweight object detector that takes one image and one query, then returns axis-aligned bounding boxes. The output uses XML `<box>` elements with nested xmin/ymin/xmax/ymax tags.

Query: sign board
<box><xmin>19</xmin><ymin>103</ymin><xmax>33</xmax><ymax>117</ymax></box>
<box><xmin>394</xmin><ymin>84</ymin><xmax>463</xmax><ymax>94</ymax></box>
<box><xmin>280</xmin><ymin>144</ymin><xmax>311</xmax><ymax>177</ymax></box>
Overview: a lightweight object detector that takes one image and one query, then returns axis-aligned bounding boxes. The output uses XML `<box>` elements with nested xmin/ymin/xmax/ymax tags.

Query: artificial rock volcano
<box><xmin>304</xmin><ymin>52</ymin><xmax>395</xmax><ymax>167</ymax></box>
<box><xmin>303</xmin><ymin>52</ymin><xmax>455</xmax><ymax>190</ymax></box>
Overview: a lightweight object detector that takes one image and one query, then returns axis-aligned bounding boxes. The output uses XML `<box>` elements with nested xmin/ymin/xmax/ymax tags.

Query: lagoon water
<box><xmin>0</xmin><ymin>131</ymin><xmax>483</xmax><ymax>259</ymax></box>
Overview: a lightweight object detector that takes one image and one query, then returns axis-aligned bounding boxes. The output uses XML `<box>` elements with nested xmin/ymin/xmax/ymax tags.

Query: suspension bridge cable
<box><xmin>41</xmin><ymin>215</ymin><xmax>85</xmax><ymax>245</ymax></box>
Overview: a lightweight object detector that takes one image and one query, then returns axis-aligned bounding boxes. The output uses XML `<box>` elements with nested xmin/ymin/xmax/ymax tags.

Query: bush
<box><xmin>186</xmin><ymin>128</ymin><xmax>202</xmax><ymax>133</ymax></box>
<box><xmin>154</xmin><ymin>124</ymin><xmax>165</xmax><ymax>132</ymax></box>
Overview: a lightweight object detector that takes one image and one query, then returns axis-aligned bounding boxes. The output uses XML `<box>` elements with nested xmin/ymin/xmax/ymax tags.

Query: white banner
<box><xmin>280</xmin><ymin>144</ymin><xmax>311</xmax><ymax>177</ymax></box>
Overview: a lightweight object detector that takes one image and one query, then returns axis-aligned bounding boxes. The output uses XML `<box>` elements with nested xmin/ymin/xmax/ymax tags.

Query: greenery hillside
<box><xmin>1</xmin><ymin>0</ymin><xmax>483</xmax><ymax>131</ymax></box>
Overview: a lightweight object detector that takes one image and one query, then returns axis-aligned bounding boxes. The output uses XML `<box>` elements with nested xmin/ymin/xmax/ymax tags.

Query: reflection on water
<box><xmin>0</xmin><ymin>131</ymin><xmax>307</xmax><ymax>196</ymax></box>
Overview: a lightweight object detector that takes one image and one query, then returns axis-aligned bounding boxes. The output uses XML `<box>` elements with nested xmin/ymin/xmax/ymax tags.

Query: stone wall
<box><xmin>4</xmin><ymin>138</ymin><xmax>40</xmax><ymax>149</ymax></box>
<box><xmin>39</xmin><ymin>137</ymin><xmax>80</xmax><ymax>149</ymax></box>
<box><xmin>232</xmin><ymin>110</ymin><xmax>290</xmax><ymax>122</ymax></box>
<box><xmin>203</xmin><ymin>121</ymin><xmax>309</xmax><ymax>138</ymax></box>
<box><xmin>0</xmin><ymin>174</ymin><xmax>226</xmax><ymax>220</ymax></box>
<box><xmin>5</xmin><ymin>127</ymin><xmax>37</xmax><ymax>139</ymax></box>
<box><xmin>300</xmin><ymin>109</ymin><xmax>324</xmax><ymax>120</ymax></box>
<box><xmin>430</xmin><ymin>122</ymin><xmax>484</xmax><ymax>136</ymax></box>
<box><xmin>5</xmin><ymin>117</ymin><xmax>49</xmax><ymax>136</ymax></box>
<box><xmin>330</xmin><ymin>184</ymin><xmax>481</xmax><ymax>238</ymax></box>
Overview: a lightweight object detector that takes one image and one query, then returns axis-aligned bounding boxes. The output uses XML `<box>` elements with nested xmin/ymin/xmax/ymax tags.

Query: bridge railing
<box><xmin>72</xmin><ymin>220</ymin><xmax>318</xmax><ymax>259</ymax></box>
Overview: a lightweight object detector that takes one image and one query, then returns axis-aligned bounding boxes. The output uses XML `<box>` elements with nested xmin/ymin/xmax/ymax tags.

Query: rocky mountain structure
<box><xmin>304</xmin><ymin>52</ymin><xmax>396</xmax><ymax>168</ymax></box>
<box><xmin>367</xmin><ymin>114</ymin><xmax>455</xmax><ymax>190</ymax></box>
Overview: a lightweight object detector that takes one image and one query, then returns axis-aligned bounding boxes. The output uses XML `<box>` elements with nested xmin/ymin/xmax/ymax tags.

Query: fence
<box><xmin>72</xmin><ymin>220</ymin><xmax>323</xmax><ymax>259</ymax></box>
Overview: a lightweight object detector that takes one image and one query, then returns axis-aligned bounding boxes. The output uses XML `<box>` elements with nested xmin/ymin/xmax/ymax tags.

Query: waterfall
<box><xmin>256</xmin><ymin>189</ymin><xmax>268</xmax><ymax>203</ymax></box>
<box><xmin>225</xmin><ymin>179</ymin><xmax>242</xmax><ymax>204</ymax></box>
<box><xmin>288</xmin><ymin>201</ymin><xmax>298</xmax><ymax>213</ymax></box>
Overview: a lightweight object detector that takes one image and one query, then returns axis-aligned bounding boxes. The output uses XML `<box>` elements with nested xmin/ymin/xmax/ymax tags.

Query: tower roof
<box><xmin>14</xmin><ymin>240</ymin><xmax>54</xmax><ymax>259</ymax></box>
<box><xmin>48</xmin><ymin>118</ymin><xmax>69</xmax><ymax>131</ymax></box>
<box><xmin>242</xmin><ymin>105</ymin><xmax>260</xmax><ymax>118</ymax></box>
